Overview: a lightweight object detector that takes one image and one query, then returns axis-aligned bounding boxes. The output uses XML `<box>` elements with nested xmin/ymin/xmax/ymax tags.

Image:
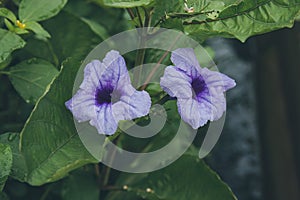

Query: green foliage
<box><xmin>99</xmin><ymin>0</ymin><xmax>154</xmax><ymax>8</ymax></box>
<box><xmin>19</xmin><ymin>0</ymin><xmax>68</xmax><ymax>22</ymax></box>
<box><xmin>106</xmin><ymin>154</ymin><xmax>237</xmax><ymax>200</ymax></box>
<box><xmin>0</xmin><ymin>28</ymin><xmax>25</xmax><ymax>63</ymax></box>
<box><xmin>0</xmin><ymin>143</ymin><xmax>12</xmax><ymax>191</ymax></box>
<box><xmin>152</xmin><ymin>0</ymin><xmax>300</xmax><ymax>42</ymax></box>
<box><xmin>8</xmin><ymin>58</ymin><xmax>59</xmax><ymax>104</ymax></box>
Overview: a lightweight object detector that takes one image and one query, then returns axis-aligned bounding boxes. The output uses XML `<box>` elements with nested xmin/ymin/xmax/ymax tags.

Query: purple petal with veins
<box><xmin>160</xmin><ymin>48</ymin><xmax>236</xmax><ymax>129</ymax></box>
<box><xmin>65</xmin><ymin>50</ymin><xmax>151</xmax><ymax>135</ymax></box>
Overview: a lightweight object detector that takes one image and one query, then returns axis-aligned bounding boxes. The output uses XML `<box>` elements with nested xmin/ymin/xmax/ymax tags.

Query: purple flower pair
<box><xmin>65</xmin><ymin>48</ymin><xmax>235</xmax><ymax>135</ymax></box>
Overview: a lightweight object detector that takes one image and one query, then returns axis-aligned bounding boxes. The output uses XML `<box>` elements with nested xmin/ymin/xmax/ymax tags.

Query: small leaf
<box><xmin>0</xmin><ymin>28</ymin><xmax>26</xmax><ymax>63</ymax></box>
<box><xmin>0</xmin><ymin>133</ymin><xmax>28</xmax><ymax>182</ymax></box>
<box><xmin>8</xmin><ymin>58</ymin><xmax>59</xmax><ymax>104</ymax></box>
<box><xmin>0</xmin><ymin>7</ymin><xmax>17</xmax><ymax>22</ymax></box>
<box><xmin>4</xmin><ymin>18</ymin><xmax>15</xmax><ymax>32</ymax></box>
<box><xmin>25</xmin><ymin>21</ymin><xmax>51</xmax><ymax>39</ymax></box>
<box><xmin>0</xmin><ymin>143</ymin><xmax>12</xmax><ymax>191</ymax></box>
<box><xmin>100</xmin><ymin>0</ymin><xmax>154</xmax><ymax>8</ymax></box>
<box><xmin>19</xmin><ymin>0</ymin><xmax>68</xmax><ymax>22</ymax></box>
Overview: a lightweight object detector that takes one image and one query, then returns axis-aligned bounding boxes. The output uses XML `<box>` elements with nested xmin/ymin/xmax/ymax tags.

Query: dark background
<box><xmin>208</xmin><ymin>22</ymin><xmax>300</xmax><ymax>200</ymax></box>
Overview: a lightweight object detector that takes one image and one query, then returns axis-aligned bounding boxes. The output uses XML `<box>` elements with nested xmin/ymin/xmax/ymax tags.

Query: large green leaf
<box><xmin>0</xmin><ymin>28</ymin><xmax>25</xmax><ymax>63</ymax></box>
<box><xmin>18</xmin><ymin>12</ymin><xmax>102</xmax><ymax>186</ymax></box>
<box><xmin>61</xmin><ymin>168</ymin><xmax>100</xmax><ymax>200</ymax></box>
<box><xmin>19</xmin><ymin>0</ymin><xmax>68</xmax><ymax>22</ymax></box>
<box><xmin>0</xmin><ymin>133</ymin><xmax>27</xmax><ymax>182</ymax></box>
<box><xmin>8</xmin><ymin>58</ymin><xmax>59</xmax><ymax>104</ymax></box>
<box><xmin>19</xmin><ymin>59</ymin><xmax>98</xmax><ymax>186</ymax></box>
<box><xmin>153</xmin><ymin>0</ymin><xmax>300</xmax><ymax>42</ymax></box>
<box><xmin>106</xmin><ymin>154</ymin><xmax>237</xmax><ymax>200</ymax></box>
<box><xmin>100</xmin><ymin>0</ymin><xmax>154</xmax><ymax>8</ymax></box>
<box><xmin>0</xmin><ymin>143</ymin><xmax>12</xmax><ymax>191</ymax></box>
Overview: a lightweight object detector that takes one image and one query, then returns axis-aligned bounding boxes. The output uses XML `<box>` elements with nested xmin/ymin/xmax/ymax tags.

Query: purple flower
<box><xmin>160</xmin><ymin>48</ymin><xmax>236</xmax><ymax>129</ymax></box>
<box><xmin>65</xmin><ymin>50</ymin><xmax>151</xmax><ymax>135</ymax></box>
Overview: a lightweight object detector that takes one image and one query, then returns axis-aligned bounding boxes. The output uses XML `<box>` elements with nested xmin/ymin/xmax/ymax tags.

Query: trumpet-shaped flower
<box><xmin>65</xmin><ymin>50</ymin><xmax>151</xmax><ymax>135</ymax></box>
<box><xmin>160</xmin><ymin>48</ymin><xmax>236</xmax><ymax>129</ymax></box>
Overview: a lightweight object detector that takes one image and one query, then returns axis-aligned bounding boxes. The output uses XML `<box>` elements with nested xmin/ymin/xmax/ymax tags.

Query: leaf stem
<box><xmin>135</xmin><ymin>7</ymin><xmax>143</xmax><ymax>27</ymax></box>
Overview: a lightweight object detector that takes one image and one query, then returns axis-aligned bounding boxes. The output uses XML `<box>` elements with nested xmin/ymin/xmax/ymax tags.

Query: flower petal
<box><xmin>112</xmin><ymin>85</ymin><xmax>151</xmax><ymax>122</ymax></box>
<box><xmin>177</xmin><ymin>88</ymin><xmax>226</xmax><ymax>129</ymax></box>
<box><xmin>80</xmin><ymin>60</ymin><xmax>103</xmax><ymax>91</ymax></box>
<box><xmin>171</xmin><ymin>48</ymin><xmax>200</xmax><ymax>78</ymax></box>
<box><xmin>160</xmin><ymin>66</ymin><xmax>193</xmax><ymax>98</ymax></box>
<box><xmin>201</xmin><ymin>68</ymin><xmax>236</xmax><ymax>92</ymax></box>
<box><xmin>101</xmin><ymin>50</ymin><xmax>131</xmax><ymax>88</ymax></box>
<box><xmin>177</xmin><ymin>98</ymin><xmax>210</xmax><ymax>129</ymax></box>
<box><xmin>65</xmin><ymin>89</ymin><xmax>97</xmax><ymax>122</ymax></box>
<box><xmin>90</xmin><ymin>104</ymin><xmax>118</xmax><ymax>135</ymax></box>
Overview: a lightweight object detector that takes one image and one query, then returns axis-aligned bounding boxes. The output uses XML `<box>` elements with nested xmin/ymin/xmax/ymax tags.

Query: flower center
<box><xmin>95</xmin><ymin>86</ymin><xmax>122</xmax><ymax>106</ymax></box>
<box><xmin>191</xmin><ymin>76</ymin><xmax>208</xmax><ymax>100</ymax></box>
<box><xmin>95</xmin><ymin>86</ymin><xmax>113</xmax><ymax>106</ymax></box>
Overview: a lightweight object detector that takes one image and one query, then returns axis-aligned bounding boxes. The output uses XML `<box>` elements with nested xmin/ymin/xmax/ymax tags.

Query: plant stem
<box><xmin>0</xmin><ymin>71</ymin><xmax>10</xmax><ymax>76</ymax></box>
<box><xmin>100</xmin><ymin>133</ymin><xmax>121</xmax><ymax>188</ymax></box>
<box><xmin>141</xmin><ymin>33</ymin><xmax>182</xmax><ymax>90</ymax></box>
<box><xmin>133</xmin><ymin>29</ymin><xmax>147</xmax><ymax>87</ymax></box>
<box><xmin>101</xmin><ymin>185</ymin><xmax>123</xmax><ymax>191</ymax></box>
<box><xmin>126</xmin><ymin>8</ymin><xmax>135</xmax><ymax>20</ymax></box>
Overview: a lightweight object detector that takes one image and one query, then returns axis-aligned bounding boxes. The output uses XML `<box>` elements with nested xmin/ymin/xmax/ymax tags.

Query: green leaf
<box><xmin>101</xmin><ymin>0</ymin><xmax>154</xmax><ymax>8</ymax></box>
<box><xmin>153</xmin><ymin>0</ymin><xmax>300</xmax><ymax>42</ymax></box>
<box><xmin>42</xmin><ymin>11</ymin><xmax>102</xmax><ymax>63</ymax></box>
<box><xmin>0</xmin><ymin>133</ymin><xmax>28</xmax><ymax>182</ymax></box>
<box><xmin>0</xmin><ymin>28</ymin><xmax>26</xmax><ymax>63</ymax></box>
<box><xmin>8</xmin><ymin>58</ymin><xmax>59</xmax><ymax>104</ymax></box>
<box><xmin>184</xmin><ymin>0</ymin><xmax>300</xmax><ymax>42</ymax></box>
<box><xmin>106</xmin><ymin>155</ymin><xmax>237</xmax><ymax>200</ymax></box>
<box><xmin>19</xmin><ymin>59</ymin><xmax>98</xmax><ymax>186</ymax></box>
<box><xmin>19</xmin><ymin>0</ymin><xmax>68</xmax><ymax>22</ymax></box>
<box><xmin>0</xmin><ymin>143</ymin><xmax>12</xmax><ymax>191</ymax></box>
<box><xmin>0</xmin><ymin>7</ymin><xmax>17</xmax><ymax>22</ymax></box>
<box><xmin>25</xmin><ymin>21</ymin><xmax>51</xmax><ymax>39</ymax></box>
<box><xmin>61</xmin><ymin>168</ymin><xmax>100</xmax><ymax>200</ymax></box>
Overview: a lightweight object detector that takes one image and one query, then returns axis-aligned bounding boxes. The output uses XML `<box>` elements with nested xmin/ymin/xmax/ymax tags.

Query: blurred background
<box><xmin>206</xmin><ymin>22</ymin><xmax>300</xmax><ymax>200</ymax></box>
